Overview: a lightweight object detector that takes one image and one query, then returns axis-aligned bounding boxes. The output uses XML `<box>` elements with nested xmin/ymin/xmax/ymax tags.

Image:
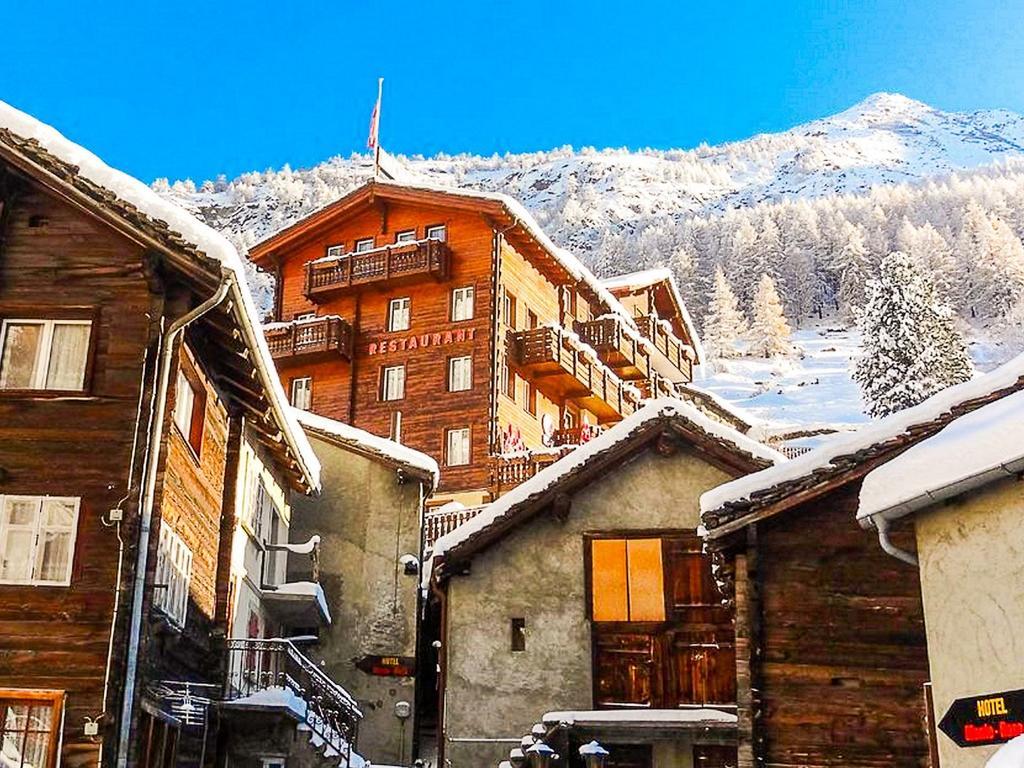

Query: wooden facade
<box><xmin>250</xmin><ymin>182</ymin><xmax>701</xmax><ymax>502</ymax></box>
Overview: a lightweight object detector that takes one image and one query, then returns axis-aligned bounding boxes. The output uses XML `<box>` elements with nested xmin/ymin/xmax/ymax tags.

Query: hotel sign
<box><xmin>355</xmin><ymin>654</ymin><xmax>416</xmax><ymax>677</ymax></box>
<box><xmin>939</xmin><ymin>689</ymin><xmax>1024</xmax><ymax>747</ymax></box>
<box><xmin>368</xmin><ymin>327</ymin><xmax>477</xmax><ymax>356</ymax></box>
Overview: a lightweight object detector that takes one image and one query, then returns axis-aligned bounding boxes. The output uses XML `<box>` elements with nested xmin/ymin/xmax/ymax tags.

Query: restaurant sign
<box><xmin>368</xmin><ymin>327</ymin><xmax>477</xmax><ymax>356</ymax></box>
<box><xmin>939</xmin><ymin>689</ymin><xmax>1024</xmax><ymax>747</ymax></box>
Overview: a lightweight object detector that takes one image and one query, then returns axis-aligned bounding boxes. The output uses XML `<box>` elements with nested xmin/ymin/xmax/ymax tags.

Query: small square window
<box><xmin>449</xmin><ymin>356</ymin><xmax>472</xmax><ymax>392</ymax></box>
<box><xmin>388</xmin><ymin>298</ymin><xmax>411</xmax><ymax>332</ymax></box>
<box><xmin>325</xmin><ymin>245</ymin><xmax>344</xmax><ymax>259</ymax></box>
<box><xmin>290</xmin><ymin>377</ymin><xmax>312</xmax><ymax>410</ymax></box>
<box><xmin>395</xmin><ymin>230</ymin><xmax>416</xmax><ymax>243</ymax></box>
<box><xmin>426</xmin><ymin>225</ymin><xmax>446</xmax><ymax>242</ymax></box>
<box><xmin>446</xmin><ymin>427</ymin><xmax>470</xmax><ymax>466</ymax></box>
<box><xmin>451</xmin><ymin>287</ymin><xmax>474</xmax><ymax>322</ymax></box>
<box><xmin>381</xmin><ymin>365</ymin><xmax>406</xmax><ymax>401</ymax></box>
<box><xmin>355</xmin><ymin>238</ymin><xmax>376</xmax><ymax>253</ymax></box>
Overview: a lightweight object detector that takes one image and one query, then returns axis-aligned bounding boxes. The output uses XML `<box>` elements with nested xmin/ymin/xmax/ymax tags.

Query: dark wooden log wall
<box><xmin>750</xmin><ymin>483</ymin><xmax>930</xmax><ymax>768</ymax></box>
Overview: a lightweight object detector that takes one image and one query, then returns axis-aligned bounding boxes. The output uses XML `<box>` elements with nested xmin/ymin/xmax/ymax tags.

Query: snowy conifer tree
<box><xmin>749</xmin><ymin>275</ymin><xmax>793</xmax><ymax>358</ymax></box>
<box><xmin>703</xmin><ymin>267</ymin><xmax>748</xmax><ymax>362</ymax></box>
<box><xmin>837</xmin><ymin>221</ymin><xmax>871</xmax><ymax>321</ymax></box>
<box><xmin>854</xmin><ymin>251</ymin><xmax>973</xmax><ymax>418</ymax></box>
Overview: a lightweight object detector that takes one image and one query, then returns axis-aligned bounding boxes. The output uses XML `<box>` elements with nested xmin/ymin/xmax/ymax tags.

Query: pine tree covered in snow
<box><xmin>854</xmin><ymin>251</ymin><xmax>973</xmax><ymax>417</ymax></box>
<box><xmin>703</xmin><ymin>268</ymin><xmax>748</xmax><ymax>362</ymax></box>
<box><xmin>749</xmin><ymin>275</ymin><xmax>793</xmax><ymax>358</ymax></box>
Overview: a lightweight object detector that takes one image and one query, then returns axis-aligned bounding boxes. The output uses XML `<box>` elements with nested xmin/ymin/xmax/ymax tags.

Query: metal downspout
<box><xmin>872</xmin><ymin>514</ymin><xmax>918</xmax><ymax>567</ymax></box>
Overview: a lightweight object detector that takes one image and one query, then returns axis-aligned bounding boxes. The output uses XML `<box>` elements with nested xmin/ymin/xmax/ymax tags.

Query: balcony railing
<box><xmin>549</xmin><ymin>424</ymin><xmax>604</xmax><ymax>447</ymax></box>
<box><xmin>635</xmin><ymin>314</ymin><xmax>695</xmax><ymax>383</ymax></box>
<box><xmin>489</xmin><ymin>451</ymin><xmax>569</xmax><ymax>497</ymax></box>
<box><xmin>304</xmin><ymin>239</ymin><xmax>450</xmax><ymax>298</ymax></box>
<box><xmin>424</xmin><ymin>505</ymin><xmax>485</xmax><ymax>546</ymax></box>
<box><xmin>510</xmin><ymin>327</ymin><xmax>642</xmax><ymax>422</ymax></box>
<box><xmin>223</xmin><ymin>638</ymin><xmax>361</xmax><ymax>760</ymax></box>
<box><xmin>264</xmin><ymin>316</ymin><xmax>353</xmax><ymax>364</ymax></box>
<box><xmin>573</xmin><ymin>317</ymin><xmax>650</xmax><ymax>381</ymax></box>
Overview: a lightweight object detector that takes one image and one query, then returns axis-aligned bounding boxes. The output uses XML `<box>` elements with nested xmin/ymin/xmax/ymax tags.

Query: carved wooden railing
<box><xmin>264</xmin><ymin>316</ymin><xmax>353</xmax><ymax>362</ymax></box>
<box><xmin>635</xmin><ymin>314</ymin><xmax>694</xmax><ymax>382</ymax></box>
<box><xmin>488</xmin><ymin>451</ymin><xmax>572</xmax><ymax>497</ymax></box>
<box><xmin>223</xmin><ymin>638</ymin><xmax>361</xmax><ymax>759</ymax></box>
<box><xmin>573</xmin><ymin>317</ymin><xmax>650</xmax><ymax>379</ymax></box>
<box><xmin>304</xmin><ymin>239</ymin><xmax>450</xmax><ymax>298</ymax></box>
<box><xmin>424</xmin><ymin>506</ymin><xmax>484</xmax><ymax>546</ymax></box>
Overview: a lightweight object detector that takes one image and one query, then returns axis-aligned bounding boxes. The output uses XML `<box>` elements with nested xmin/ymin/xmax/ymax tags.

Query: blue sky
<box><xmin>4</xmin><ymin>0</ymin><xmax>1023</xmax><ymax>183</ymax></box>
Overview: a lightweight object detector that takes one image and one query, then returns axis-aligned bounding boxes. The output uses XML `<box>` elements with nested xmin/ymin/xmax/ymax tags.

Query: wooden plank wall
<box><xmin>752</xmin><ymin>483</ymin><xmax>930</xmax><ymax>768</ymax></box>
<box><xmin>0</xmin><ymin>171</ymin><xmax>159</xmax><ymax>768</ymax></box>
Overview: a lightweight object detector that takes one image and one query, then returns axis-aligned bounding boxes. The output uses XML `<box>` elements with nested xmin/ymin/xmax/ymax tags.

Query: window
<box><xmin>390</xmin><ymin>411</ymin><xmax>402</xmax><ymax>443</ymax></box>
<box><xmin>388</xmin><ymin>298</ymin><xmax>411</xmax><ymax>332</ymax></box>
<box><xmin>395</xmin><ymin>230</ymin><xmax>416</xmax><ymax>243</ymax></box>
<box><xmin>247</xmin><ymin>476</ymin><xmax>272</xmax><ymax>540</ymax></box>
<box><xmin>499</xmin><ymin>361</ymin><xmax>510</xmax><ymax>399</ymax></box>
<box><xmin>153</xmin><ymin>524</ymin><xmax>193</xmax><ymax>626</ymax></box>
<box><xmin>355</xmin><ymin>238</ymin><xmax>375</xmax><ymax>253</ymax></box>
<box><xmin>445</xmin><ymin>427</ymin><xmax>470</xmax><ymax>466</ymax></box>
<box><xmin>527</xmin><ymin>309</ymin><xmax>538</xmax><ymax>330</ymax></box>
<box><xmin>527</xmin><ymin>383</ymin><xmax>537</xmax><ymax>416</ymax></box>
<box><xmin>325</xmin><ymin>245</ymin><xmax>344</xmax><ymax>259</ymax></box>
<box><xmin>290</xmin><ymin>377</ymin><xmax>312</xmax><ymax>410</ymax></box>
<box><xmin>451</xmin><ymin>287</ymin><xmax>474</xmax><ymax>322</ymax></box>
<box><xmin>0</xmin><ymin>692</ymin><xmax>63</xmax><ymax>768</ymax></box>
<box><xmin>448</xmin><ymin>356</ymin><xmax>472</xmax><ymax>392</ymax></box>
<box><xmin>590</xmin><ymin>538</ymin><xmax>665</xmax><ymax>622</ymax></box>
<box><xmin>425</xmin><ymin>224</ymin><xmax>446</xmax><ymax>242</ymax></box>
<box><xmin>506</xmin><ymin>369</ymin><xmax>517</xmax><ymax>400</ymax></box>
<box><xmin>295</xmin><ymin>312</ymin><xmax>316</xmax><ymax>322</ymax></box>
<box><xmin>261</xmin><ymin>759</ymin><xmax>286</xmax><ymax>768</ymax></box>
<box><xmin>503</xmin><ymin>292</ymin><xmax>518</xmax><ymax>329</ymax></box>
<box><xmin>510</xmin><ymin>618</ymin><xmax>526</xmax><ymax>652</ymax></box>
<box><xmin>381</xmin><ymin>365</ymin><xmax>406</xmax><ymax>401</ymax></box>
<box><xmin>0</xmin><ymin>496</ymin><xmax>79</xmax><ymax>586</ymax></box>
<box><xmin>172</xmin><ymin>369</ymin><xmax>205</xmax><ymax>456</ymax></box>
<box><xmin>0</xmin><ymin>319</ymin><xmax>91</xmax><ymax>391</ymax></box>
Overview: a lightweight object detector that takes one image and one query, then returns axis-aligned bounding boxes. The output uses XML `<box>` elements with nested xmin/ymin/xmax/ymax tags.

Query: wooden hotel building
<box><xmin>250</xmin><ymin>180</ymin><xmax>704</xmax><ymax>505</ymax></box>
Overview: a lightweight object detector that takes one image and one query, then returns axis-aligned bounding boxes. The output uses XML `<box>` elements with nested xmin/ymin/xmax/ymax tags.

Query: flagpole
<box><xmin>374</xmin><ymin>77</ymin><xmax>383</xmax><ymax>178</ymax></box>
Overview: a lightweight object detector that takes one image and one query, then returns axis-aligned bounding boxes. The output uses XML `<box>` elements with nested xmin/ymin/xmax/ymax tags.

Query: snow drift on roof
<box><xmin>542</xmin><ymin>708</ymin><xmax>737</xmax><ymax>725</ymax></box>
<box><xmin>432</xmin><ymin>398</ymin><xmax>784</xmax><ymax>563</ymax></box>
<box><xmin>0</xmin><ymin>99</ymin><xmax>321</xmax><ymax>491</ymax></box>
<box><xmin>701</xmin><ymin>351</ymin><xmax>1024</xmax><ymax>516</ymax></box>
<box><xmin>292</xmin><ymin>407</ymin><xmax>439</xmax><ymax>487</ymax></box>
<box><xmin>857</xmin><ymin>388</ymin><xmax>1024</xmax><ymax>522</ymax></box>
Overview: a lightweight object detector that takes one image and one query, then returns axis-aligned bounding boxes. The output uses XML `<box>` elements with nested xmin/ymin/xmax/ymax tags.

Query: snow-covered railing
<box><xmin>304</xmin><ymin>238</ymin><xmax>449</xmax><ymax>297</ymax></box>
<box><xmin>264</xmin><ymin>315</ymin><xmax>353</xmax><ymax>362</ymax></box>
<box><xmin>488</xmin><ymin>450</ymin><xmax>572</xmax><ymax>497</ymax></box>
<box><xmin>573</xmin><ymin>316</ymin><xmax>651</xmax><ymax>380</ymax></box>
<box><xmin>223</xmin><ymin>638</ymin><xmax>361</xmax><ymax>758</ymax></box>
<box><xmin>634</xmin><ymin>314</ymin><xmax>694</xmax><ymax>382</ymax></box>
<box><xmin>424</xmin><ymin>505</ymin><xmax>484</xmax><ymax>546</ymax></box>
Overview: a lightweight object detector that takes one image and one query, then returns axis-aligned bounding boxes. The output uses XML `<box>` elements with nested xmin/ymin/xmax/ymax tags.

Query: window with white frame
<box><xmin>153</xmin><ymin>524</ymin><xmax>192</xmax><ymax>626</ymax></box>
<box><xmin>0</xmin><ymin>496</ymin><xmax>79</xmax><ymax>586</ymax></box>
<box><xmin>0</xmin><ymin>319</ymin><xmax>92</xmax><ymax>391</ymax></box>
<box><xmin>426</xmin><ymin>225</ymin><xmax>447</xmax><ymax>242</ymax></box>
<box><xmin>295</xmin><ymin>312</ymin><xmax>316</xmax><ymax>322</ymax></box>
<box><xmin>290</xmin><ymin>377</ymin><xmax>312</xmax><ymax>410</ymax></box>
<box><xmin>381</xmin><ymin>365</ymin><xmax>406</xmax><ymax>401</ymax></box>
<box><xmin>395</xmin><ymin>230</ymin><xmax>416</xmax><ymax>243</ymax></box>
<box><xmin>172</xmin><ymin>369</ymin><xmax>204</xmax><ymax>455</ymax></box>
<box><xmin>448</xmin><ymin>356</ymin><xmax>472</xmax><ymax>392</ymax></box>
<box><xmin>451</xmin><ymin>286</ymin><xmax>474</xmax><ymax>322</ymax></box>
<box><xmin>326</xmin><ymin>244</ymin><xmax>344</xmax><ymax>259</ymax></box>
<box><xmin>355</xmin><ymin>238</ymin><xmax>375</xmax><ymax>253</ymax></box>
<box><xmin>388</xmin><ymin>298</ymin><xmax>411</xmax><ymax>332</ymax></box>
<box><xmin>247</xmin><ymin>475</ymin><xmax>271</xmax><ymax>541</ymax></box>
<box><xmin>446</xmin><ymin>427</ymin><xmax>471</xmax><ymax>466</ymax></box>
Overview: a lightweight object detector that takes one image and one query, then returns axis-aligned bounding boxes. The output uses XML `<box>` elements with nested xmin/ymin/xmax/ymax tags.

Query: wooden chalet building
<box><xmin>699</xmin><ymin>355</ymin><xmax>1024</xmax><ymax>768</ymax></box>
<box><xmin>248</xmin><ymin>182</ymin><xmax>703</xmax><ymax>506</ymax></box>
<box><xmin>427</xmin><ymin>398</ymin><xmax>783</xmax><ymax>768</ymax></box>
<box><xmin>0</xmin><ymin>102</ymin><xmax>362</xmax><ymax>768</ymax></box>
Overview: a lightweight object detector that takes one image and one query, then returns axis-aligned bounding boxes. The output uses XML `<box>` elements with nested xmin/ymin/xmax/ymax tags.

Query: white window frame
<box><xmin>295</xmin><ymin>312</ymin><xmax>316</xmax><ymax>322</ymax></box>
<box><xmin>388</xmin><ymin>298</ymin><xmax>411</xmax><ymax>332</ymax></box>
<box><xmin>0</xmin><ymin>318</ymin><xmax>92</xmax><ymax>391</ymax></box>
<box><xmin>0</xmin><ymin>495</ymin><xmax>80</xmax><ymax>586</ymax></box>
<box><xmin>290</xmin><ymin>377</ymin><xmax>312</xmax><ymax>410</ymax></box>
<box><xmin>355</xmin><ymin>238</ymin><xmax>376</xmax><ymax>253</ymax></box>
<box><xmin>153</xmin><ymin>523</ymin><xmax>193</xmax><ymax>627</ymax></box>
<box><xmin>448</xmin><ymin>356</ymin><xmax>472</xmax><ymax>392</ymax></box>
<box><xmin>381</xmin><ymin>365</ymin><xmax>406</xmax><ymax>402</ymax></box>
<box><xmin>426</xmin><ymin>225</ymin><xmax>447</xmax><ymax>242</ymax></box>
<box><xmin>395</xmin><ymin>230</ymin><xmax>417</xmax><ymax>243</ymax></box>
<box><xmin>326</xmin><ymin>244</ymin><xmax>344</xmax><ymax>259</ymax></box>
<box><xmin>261</xmin><ymin>758</ymin><xmax>286</xmax><ymax>768</ymax></box>
<box><xmin>446</xmin><ymin>427</ymin><xmax>471</xmax><ymax>467</ymax></box>
<box><xmin>173</xmin><ymin>369</ymin><xmax>196</xmax><ymax>438</ymax></box>
<box><xmin>451</xmin><ymin>286</ymin><xmax>474</xmax><ymax>322</ymax></box>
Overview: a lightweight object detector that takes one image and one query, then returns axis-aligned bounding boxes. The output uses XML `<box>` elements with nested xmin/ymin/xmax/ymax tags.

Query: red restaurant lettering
<box><xmin>368</xmin><ymin>327</ymin><xmax>476</xmax><ymax>356</ymax></box>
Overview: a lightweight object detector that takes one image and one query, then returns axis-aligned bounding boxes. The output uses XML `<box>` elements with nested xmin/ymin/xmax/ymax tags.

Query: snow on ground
<box><xmin>698</xmin><ymin>320</ymin><xmax>1023</xmax><ymax>430</ymax></box>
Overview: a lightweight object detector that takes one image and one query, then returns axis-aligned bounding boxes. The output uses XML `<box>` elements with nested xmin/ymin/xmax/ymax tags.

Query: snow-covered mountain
<box><xmin>158</xmin><ymin>92</ymin><xmax>1024</xmax><ymax>267</ymax></box>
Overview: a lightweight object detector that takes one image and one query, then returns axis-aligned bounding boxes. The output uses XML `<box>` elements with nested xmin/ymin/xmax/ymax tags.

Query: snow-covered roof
<box><xmin>0</xmin><ymin>99</ymin><xmax>320</xmax><ymax>492</ymax></box>
<box><xmin>292</xmin><ymin>407</ymin><xmax>439</xmax><ymax>488</ymax></box>
<box><xmin>431</xmin><ymin>398</ymin><xmax>784</xmax><ymax>577</ymax></box>
<box><xmin>542</xmin><ymin>708</ymin><xmax>737</xmax><ymax>726</ymax></box>
<box><xmin>857</xmin><ymin>388</ymin><xmax>1024</xmax><ymax>523</ymax></box>
<box><xmin>701</xmin><ymin>351</ymin><xmax>1024</xmax><ymax>531</ymax></box>
<box><xmin>602</xmin><ymin>267</ymin><xmax>706</xmax><ymax>364</ymax></box>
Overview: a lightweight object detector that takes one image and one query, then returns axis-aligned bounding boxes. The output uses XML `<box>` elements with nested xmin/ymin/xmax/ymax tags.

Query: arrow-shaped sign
<box><xmin>939</xmin><ymin>688</ymin><xmax>1024</xmax><ymax>748</ymax></box>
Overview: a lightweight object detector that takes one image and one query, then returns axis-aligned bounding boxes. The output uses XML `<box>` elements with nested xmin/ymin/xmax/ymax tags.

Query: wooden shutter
<box><xmin>593</xmin><ymin>632</ymin><xmax>655</xmax><ymax>707</ymax></box>
<box><xmin>591</xmin><ymin>539</ymin><xmax>628</xmax><ymax>622</ymax></box>
<box><xmin>626</xmin><ymin>539</ymin><xmax>665</xmax><ymax>621</ymax></box>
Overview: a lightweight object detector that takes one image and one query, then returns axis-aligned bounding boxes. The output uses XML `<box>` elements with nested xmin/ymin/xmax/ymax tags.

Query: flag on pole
<box><xmin>367</xmin><ymin>78</ymin><xmax>383</xmax><ymax>177</ymax></box>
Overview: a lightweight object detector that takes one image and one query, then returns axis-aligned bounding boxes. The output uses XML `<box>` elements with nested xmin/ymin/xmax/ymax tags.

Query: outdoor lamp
<box><xmin>526</xmin><ymin>740</ymin><xmax>556</xmax><ymax>768</ymax></box>
<box><xmin>579</xmin><ymin>740</ymin><xmax>610</xmax><ymax>768</ymax></box>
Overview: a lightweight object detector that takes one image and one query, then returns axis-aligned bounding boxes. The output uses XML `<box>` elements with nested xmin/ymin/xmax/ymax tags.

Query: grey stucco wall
<box><xmin>290</xmin><ymin>435</ymin><xmax>426</xmax><ymax>766</ymax></box>
<box><xmin>443</xmin><ymin>445</ymin><xmax>732</xmax><ymax>768</ymax></box>
<box><xmin>915</xmin><ymin>476</ymin><xmax>1024</xmax><ymax>768</ymax></box>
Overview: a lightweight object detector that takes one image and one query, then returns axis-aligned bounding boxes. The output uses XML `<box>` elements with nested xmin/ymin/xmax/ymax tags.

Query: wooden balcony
<box><xmin>263</xmin><ymin>315</ymin><xmax>353</xmax><ymax>365</ymax></box>
<box><xmin>424</xmin><ymin>504</ymin><xmax>485</xmax><ymax>546</ymax></box>
<box><xmin>511</xmin><ymin>326</ymin><xmax>642</xmax><ymax>423</ymax></box>
<box><xmin>488</xmin><ymin>450</ymin><xmax>569</xmax><ymax>497</ymax></box>
<box><xmin>304</xmin><ymin>239</ymin><xmax>450</xmax><ymax>299</ymax></box>
<box><xmin>549</xmin><ymin>424</ymin><xmax>605</xmax><ymax>447</ymax></box>
<box><xmin>573</xmin><ymin>317</ymin><xmax>650</xmax><ymax>381</ymax></box>
<box><xmin>635</xmin><ymin>314</ymin><xmax>695</xmax><ymax>383</ymax></box>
